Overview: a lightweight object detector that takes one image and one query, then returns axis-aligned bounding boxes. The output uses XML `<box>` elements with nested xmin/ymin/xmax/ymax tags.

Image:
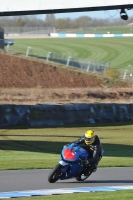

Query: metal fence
<box><xmin>5</xmin><ymin>41</ymin><xmax>110</xmax><ymax>74</ymax></box>
<box><xmin>47</xmin><ymin>52</ymin><xmax>110</xmax><ymax>73</ymax></box>
<box><xmin>4</xmin><ymin>27</ymin><xmax>56</xmax><ymax>35</ymax></box>
<box><xmin>3</xmin><ymin>26</ymin><xmax>133</xmax><ymax>35</ymax></box>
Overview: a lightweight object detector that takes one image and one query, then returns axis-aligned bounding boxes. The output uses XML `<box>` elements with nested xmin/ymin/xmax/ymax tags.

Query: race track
<box><xmin>0</xmin><ymin>167</ymin><xmax>133</xmax><ymax>193</ymax></box>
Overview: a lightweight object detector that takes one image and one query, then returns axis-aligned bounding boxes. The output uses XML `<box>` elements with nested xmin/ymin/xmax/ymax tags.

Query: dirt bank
<box><xmin>0</xmin><ymin>52</ymin><xmax>132</xmax><ymax>104</ymax></box>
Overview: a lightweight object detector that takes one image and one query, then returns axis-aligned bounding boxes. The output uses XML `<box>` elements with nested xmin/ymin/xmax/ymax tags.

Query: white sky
<box><xmin>1</xmin><ymin>0</ymin><xmax>132</xmax><ymax>12</ymax></box>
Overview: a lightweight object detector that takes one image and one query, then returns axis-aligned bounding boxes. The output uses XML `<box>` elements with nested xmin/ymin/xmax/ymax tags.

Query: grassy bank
<box><xmin>0</xmin><ymin>124</ymin><xmax>133</xmax><ymax>170</ymax></box>
<box><xmin>10</xmin><ymin>37</ymin><xmax>133</xmax><ymax>70</ymax></box>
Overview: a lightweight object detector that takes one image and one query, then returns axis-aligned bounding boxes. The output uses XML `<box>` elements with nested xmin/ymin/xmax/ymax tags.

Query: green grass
<box><xmin>3</xmin><ymin>190</ymin><xmax>133</xmax><ymax>200</ymax></box>
<box><xmin>4</xmin><ymin>28</ymin><xmax>133</xmax><ymax>199</ymax></box>
<box><xmin>67</xmin><ymin>26</ymin><xmax>133</xmax><ymax>34</ymax></box>
<box><xmin>0</xmin><ymin>124</ymin><xmax>133</xmax><ymax>170</ymax></box>
<box><xmin>9</xmin><ymin>37</ymin><xmax>133</xmax><ymax>73</ymax></box>
<box><xmin>0</xmin><ymin>125</ymin><xmax>133</xmax><ymax>199</ymax></box>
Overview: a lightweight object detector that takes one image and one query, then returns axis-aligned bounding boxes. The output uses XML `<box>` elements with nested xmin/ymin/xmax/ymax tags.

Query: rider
<box><xmin>72</xmin><ymin>130</ymin><xmax>102</xmax><ymax>174</ymax></box>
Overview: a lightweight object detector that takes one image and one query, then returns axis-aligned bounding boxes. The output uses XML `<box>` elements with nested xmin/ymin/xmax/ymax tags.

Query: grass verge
<box><xmin>0</xmin><ymin>124</ymin><xmax>133</xmax><ymax>170</ymax></box>
<box><xmin>2</xmin><ymin>190</ymin><xmax>133</xmax><ymax>200</ymax></box>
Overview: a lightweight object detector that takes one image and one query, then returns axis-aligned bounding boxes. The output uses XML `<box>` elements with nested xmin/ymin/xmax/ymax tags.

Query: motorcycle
<box><xmin>48</xmin><ymin>142</ymin><xmax>104</xmax><ymax>183</ymax></box>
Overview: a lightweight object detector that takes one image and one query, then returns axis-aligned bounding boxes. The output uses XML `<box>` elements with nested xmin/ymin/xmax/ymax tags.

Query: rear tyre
<box><xmin>48</xmin><ymin>163</ymin><xmax>62</xmax><ymax>183</ymax></box>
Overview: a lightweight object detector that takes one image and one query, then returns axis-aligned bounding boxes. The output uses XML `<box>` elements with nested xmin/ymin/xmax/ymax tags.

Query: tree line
<box><xmin>0</xmin><ymin>14</ymin><xmax>133</xmax><ymax>29</ymax></box>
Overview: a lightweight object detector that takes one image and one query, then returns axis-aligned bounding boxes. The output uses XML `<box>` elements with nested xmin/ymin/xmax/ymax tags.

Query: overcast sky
<box><xmin>35</xmin><ymin>9</ymin><xmax>133</xmax><ymax>21</ymax></box>
<box><xmin>54</xmin><ymin>9</ymin><xmax>133</xmax><ymax>19</ymax></box>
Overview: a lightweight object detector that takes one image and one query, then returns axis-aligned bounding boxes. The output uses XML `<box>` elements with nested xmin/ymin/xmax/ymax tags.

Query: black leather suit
<box><xmin>73</xmin><ymin>135</ymin><xmax>102</xmax><ymax>166</ymax></box>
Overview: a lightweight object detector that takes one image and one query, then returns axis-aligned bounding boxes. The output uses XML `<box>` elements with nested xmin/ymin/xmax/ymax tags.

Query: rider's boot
<box><xmin>84</xmin><ymin>165</ymin><xmax>97</xmax><ymax>175</ymax></box>
<box><xmin>83</xmin><ymin>167</ymin><xmax>92</xmax><ymax>176</ymax></box>
<box><xmin>91</xmin><ymin>165</ymin><xmax>97</xmax><ymax>172</ymax></box>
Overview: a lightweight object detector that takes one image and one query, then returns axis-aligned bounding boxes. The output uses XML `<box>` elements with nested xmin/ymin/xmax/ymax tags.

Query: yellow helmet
<box><xmin>84</xmin><ymin>130</ymin><xmax>95</xmax><ymax>145</ymax></box>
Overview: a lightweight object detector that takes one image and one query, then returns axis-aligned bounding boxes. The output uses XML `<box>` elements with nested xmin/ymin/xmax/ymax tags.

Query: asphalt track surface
<box><xmin>0</xmin><ymin>167</ymin><xmax>133</xmax><ymax>192</ymax></box>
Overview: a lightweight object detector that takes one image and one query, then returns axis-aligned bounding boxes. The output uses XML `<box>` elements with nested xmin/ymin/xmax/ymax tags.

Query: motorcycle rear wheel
<box><xmin>48</xmin><ymin>163</ymin><xmax>62</xmax><ymax>183</ymax></box>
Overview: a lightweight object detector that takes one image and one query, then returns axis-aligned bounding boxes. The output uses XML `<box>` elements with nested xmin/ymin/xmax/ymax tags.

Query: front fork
<box><xmin>59</xmin><ymin>160</ymin><xmax>70</xmax><ymax>176</ymax></box>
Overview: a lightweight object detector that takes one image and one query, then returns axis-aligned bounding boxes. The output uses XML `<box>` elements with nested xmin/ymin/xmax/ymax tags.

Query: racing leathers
<box><xmin>73</xmin><ymin>135</ymin><xmax>102</xmax><ymax>172</ymax></box>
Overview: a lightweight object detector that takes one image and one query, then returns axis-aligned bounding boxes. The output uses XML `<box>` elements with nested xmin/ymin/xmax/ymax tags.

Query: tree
<box><xmin>15</xmin><ymin>17</ymin><xmax>25</xmax><ymax>27</ymax></box>
<box><xmin>74</xmin><ymin>16</ymin><xmax>92</xmax><ymax>28</ymax></box>
<box><xmin>45</xmin><ymin>14</ymin><xmax>56</xmax><ymax>26</ymax></box>
<box><xmin>55</xmin><ymin>18</ymin><xmax>72</xmax><ymax>29</ymax></box>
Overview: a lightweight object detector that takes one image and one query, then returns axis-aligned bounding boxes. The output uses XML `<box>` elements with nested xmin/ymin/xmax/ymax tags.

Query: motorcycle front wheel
<box><xmin>48</xmin><ymin>163</ymin><xmax>62</xmax><ymax>183</ymax></box>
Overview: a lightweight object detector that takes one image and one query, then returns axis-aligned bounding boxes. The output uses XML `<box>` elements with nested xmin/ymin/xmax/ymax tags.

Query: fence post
<box><xmin>87</xmin><ymin>61</ymin><xmax>90</xmax><ymax>72</ymax></box>
<box><xmin>46</xmin><ymin>51</ymin><xmax>52</xmax><ymax>61</ymax></box>
<box><xmin>6</xmin><ymin>43</ymin><xmax>10</xmax><ymax>52</ymax></box>
<box><xmin>123</xmin><ymin>69</ymin><xmax>128</xmax><ymax>79</ymax></box>
<box><xmin>66</xmin><ymin>56</ymin><xmax>72</xmax><ymax>66</ymax></box>
<box><xmin>26</xmin><ymin>46</ymin><xmax>31</xmax><ymax>57</ymax></box>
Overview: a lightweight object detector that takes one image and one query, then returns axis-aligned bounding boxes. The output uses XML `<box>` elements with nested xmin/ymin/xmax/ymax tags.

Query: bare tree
<box><xmin>45</xmin><ymin>14</ymin><xmax>56</xmax><ymax>26</ymax></box>
<box><xmin>0</xmin><ymin>14</ymin><xmax>132</xmax><ymax>30</ymax></box>
<box><xmin>74</xmin><ymin>16</ymin><xmax>92</xmax><ymax>28</ymax></box>
<box><xmin>55</xmin><ymin>18</ymin><xmax>72</xmax><ymax>29</ymax></box>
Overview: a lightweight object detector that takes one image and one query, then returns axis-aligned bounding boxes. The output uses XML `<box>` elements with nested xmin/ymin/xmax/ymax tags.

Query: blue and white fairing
<box><xmin>59</xmin><ymin>143</ymin><xmax>89</xmax><ymax>180</ymax></box>
<box><xmin>61</xmin><ymin>143</ymin><xmax>89</xmax><ymax>162</ymax></box>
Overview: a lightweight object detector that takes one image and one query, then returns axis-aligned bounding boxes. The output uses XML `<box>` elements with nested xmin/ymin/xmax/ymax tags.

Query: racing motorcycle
<box><xmin>48</xmin><ymin>142</ymin><xmax>104</xmax><ymax>183</ymax></box>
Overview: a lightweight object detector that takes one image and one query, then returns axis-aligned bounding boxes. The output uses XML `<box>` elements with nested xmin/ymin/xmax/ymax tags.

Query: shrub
<box><xmin>105</xmin><ymin>68</ymin><xmax>120</xmax><ymax>78</ymax></box>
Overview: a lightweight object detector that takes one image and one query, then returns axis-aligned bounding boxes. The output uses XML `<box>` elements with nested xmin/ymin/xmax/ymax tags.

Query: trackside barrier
<box><xmin>50</xmin><ymin>33</ymin><xmax>133</xmax><ymax>38</ymax></box>
<box><xmin>0</xmin><ymin>103</ymin><xmax>132</xmax><ymax>127</ymax></box>
<box><xmin>0</xmin><ymin>185</ymin><xmax>133</xmax><ymax>198</ymax></box>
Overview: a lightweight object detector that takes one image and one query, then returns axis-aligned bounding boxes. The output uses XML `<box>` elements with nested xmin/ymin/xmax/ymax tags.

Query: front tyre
<box><xmin>48</xmin><ymin>163</ymin><xmax>62</xmax><ymax>183</ymax></box>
